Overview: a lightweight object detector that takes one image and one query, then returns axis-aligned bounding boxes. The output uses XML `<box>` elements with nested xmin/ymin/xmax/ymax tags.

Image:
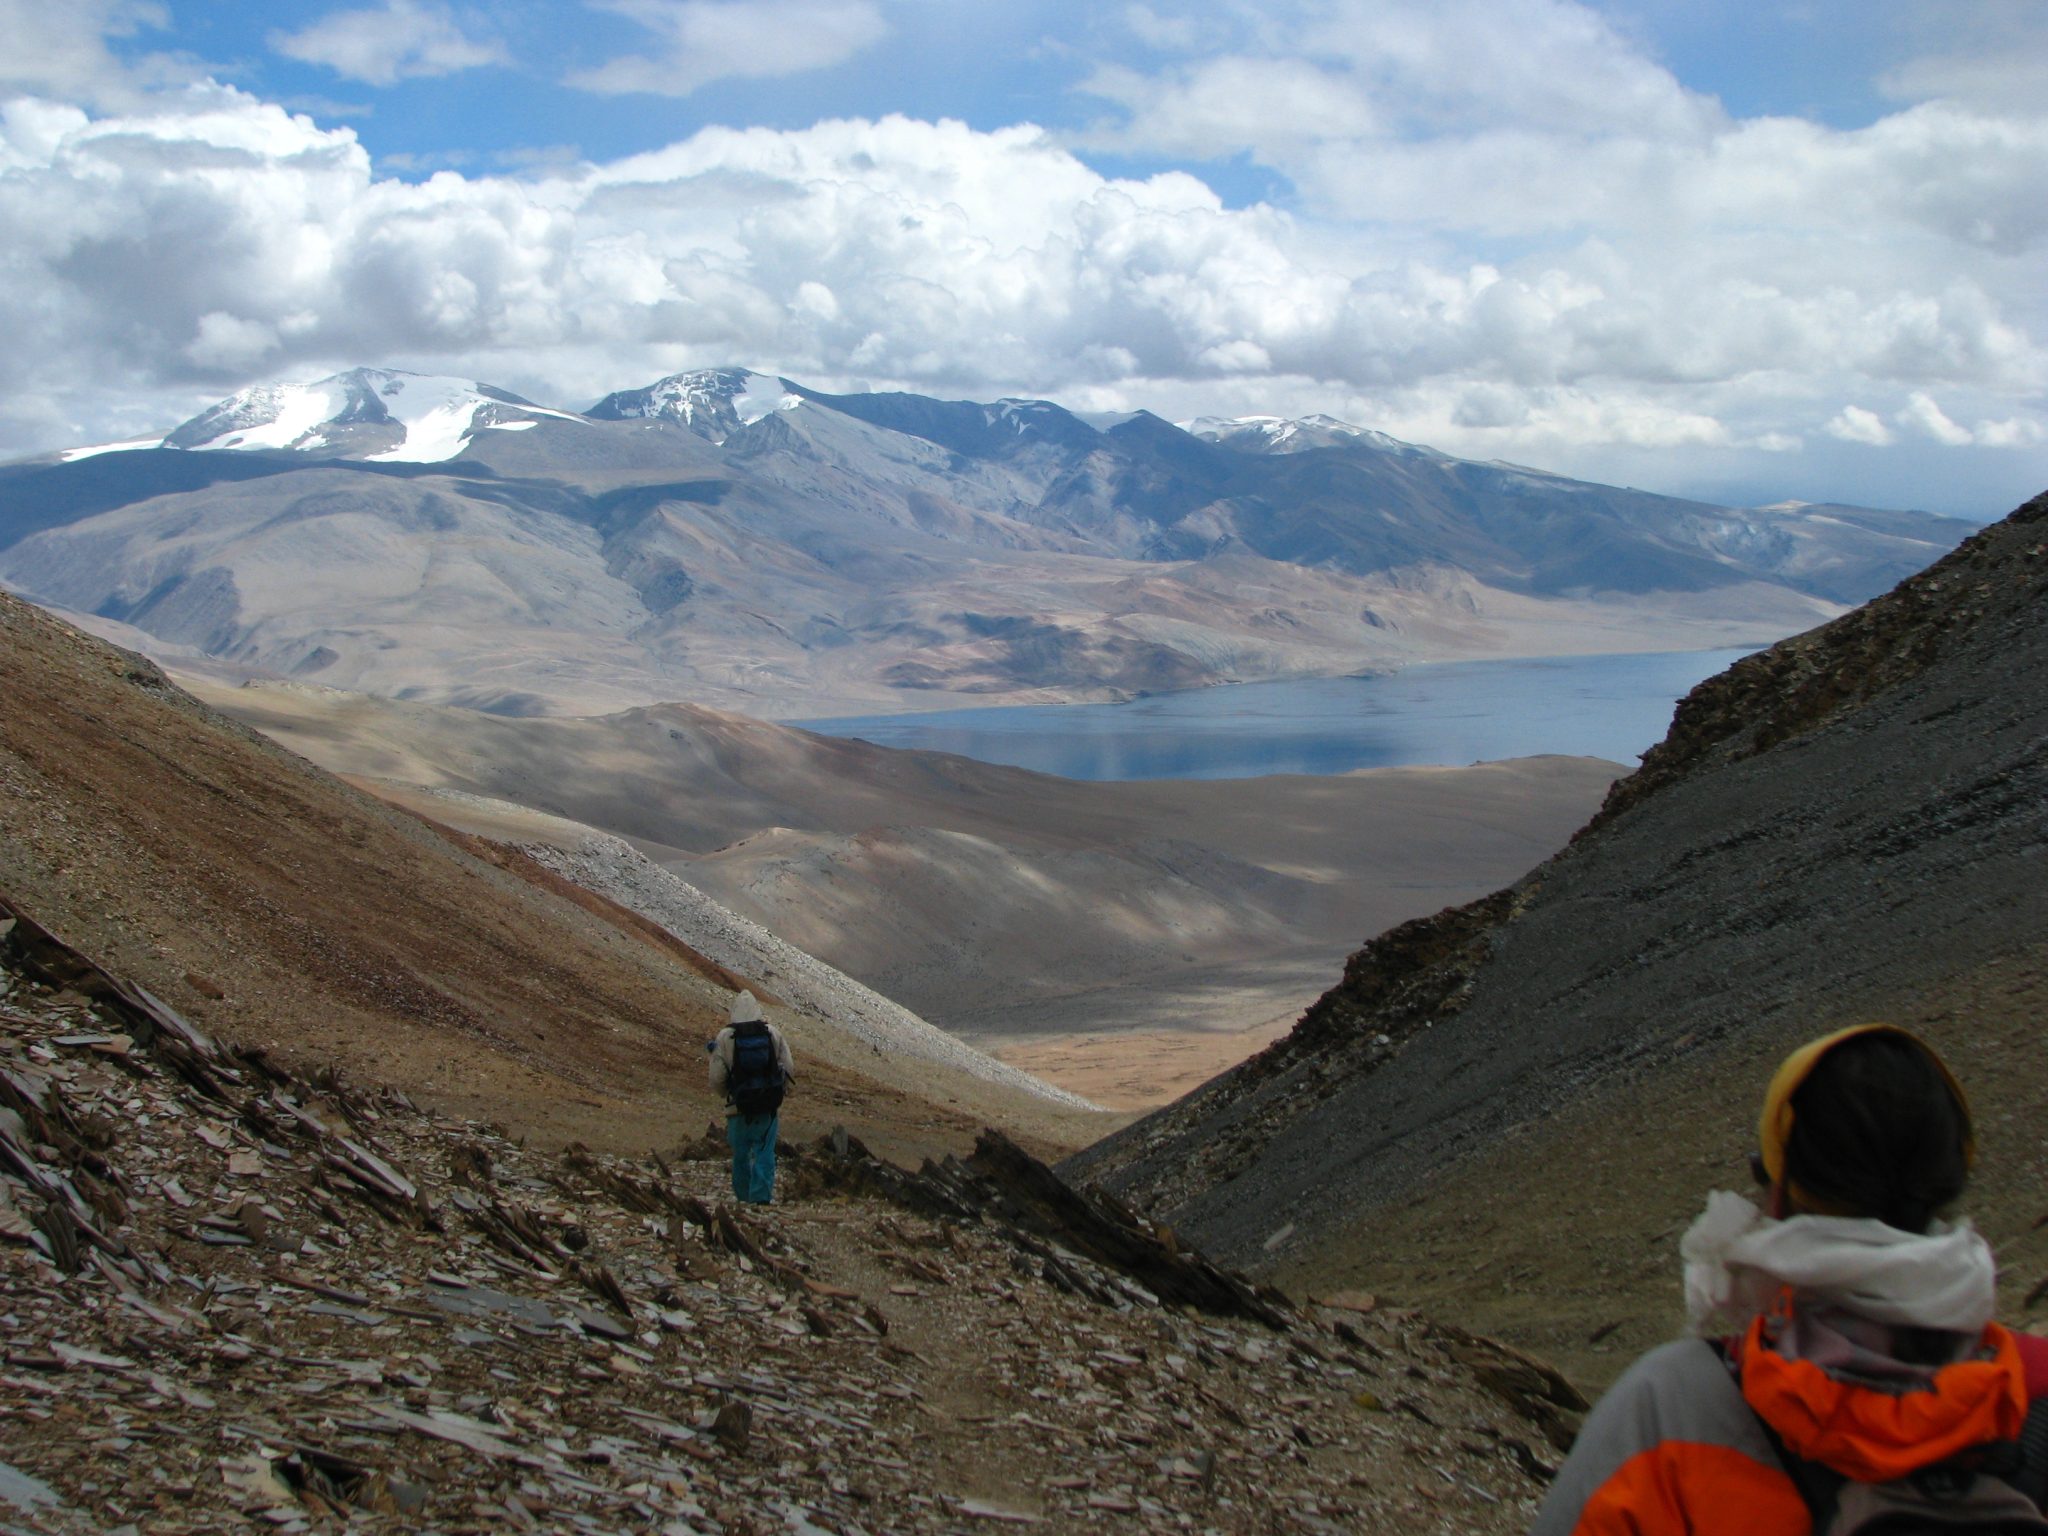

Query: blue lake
<box><xmin>793</xmin><ymin>648</ymin><xmax>1758</xmax><ymax>782</ymax></box>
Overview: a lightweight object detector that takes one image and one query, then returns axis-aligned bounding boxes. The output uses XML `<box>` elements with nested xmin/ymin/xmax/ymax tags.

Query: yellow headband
<box><xmin>1757</xmin><ymin>1023</ymin><xmax>1975</xmax><ymax>1188</ymax></box>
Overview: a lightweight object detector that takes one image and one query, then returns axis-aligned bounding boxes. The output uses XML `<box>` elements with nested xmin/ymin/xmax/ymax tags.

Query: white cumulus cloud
<box><xmin>0</xmin><ymin>0</ymin><xmax>2043</xmax><ymax>516</ymax></box>
<box><xmin>1</xmin><ymin>88</ymin><xmax>2043</xmax><ymax>498</ymax></box>
<box><xmin>1896</xmin><ymin>391</ymin><xmax>1974</xmax><ymax>446</ymax></box>
<box><xmin>570</xmin><ymin>0</ymin><xmax>886</xmax><ymax>97</ymax></box>
<box><xmin>1080</xmin><ymin>57</ymin><xmax>1381</xmax><ymax>162</ymax></box>
<box><xmin>1826</xmin><ymin>406</ymin><xmax>1896</xmax><ymax>447</ymax></box>
<box><xmin>1974</xmin><ymin>416</ymin><xmax>2046</xmax><ymax>448</ymax></box>
<box><xmin>0</xmin><ymin>0</ymin><xmax>185</xmax><ymax>107</ymax></box>
<box><xmin>271</xmin><ymin>1</ymin><xmax>509</xmax><ymax>87</ymax></box>
<box><xmin>1879</xmin><ymin>5</ymin><xmax>2048</xmax><ymax>115</ymax></box>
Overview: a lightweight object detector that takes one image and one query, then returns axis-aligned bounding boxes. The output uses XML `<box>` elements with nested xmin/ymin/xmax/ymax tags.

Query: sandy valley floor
<box><xmin>972</xmin><ymin>955</ymin><xmax>1334</xmax><ymax>1107</ymax></box>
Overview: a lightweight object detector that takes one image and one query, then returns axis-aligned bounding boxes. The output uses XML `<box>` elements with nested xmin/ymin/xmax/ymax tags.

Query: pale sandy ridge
<box><xmin>334</xmin><ymin>775</ymin><xmax>1103</xmax><ymax>1111</ymax></box>
<box><xmin>517</xmin><ymin>829</ymin><xmax>1097</xmax><ymax>1108</ymax></box>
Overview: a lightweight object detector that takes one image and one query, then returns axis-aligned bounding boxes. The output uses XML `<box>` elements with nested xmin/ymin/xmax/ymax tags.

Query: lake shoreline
<box><xmin>792</xmin><ymin>645</ymin><xmax>1762</xmax><ymax>783</ymax></box>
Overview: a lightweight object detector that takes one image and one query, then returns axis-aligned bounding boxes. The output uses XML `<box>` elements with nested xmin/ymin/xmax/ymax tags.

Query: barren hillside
<box><xmin>185</xmin><ymin>675</ymin><xmax>1619</xmax><ymax>1099</ymax></box>
<box><xmin>0</xmin><ymin>591</ymin><xmax>1109</xmax><ymax>1165</ymax></box>
<box><xmin>1069</xmin><ymin>490</ymin><xmax>2048</xmax><ymax>1385</ymax></box>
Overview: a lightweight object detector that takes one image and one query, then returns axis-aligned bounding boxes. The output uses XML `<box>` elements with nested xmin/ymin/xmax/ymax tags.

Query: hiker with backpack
<box><xmin>1533</xmin><ymin>1023</ymin><xmax>2048</xmax><ymax>1535</ymax></box>
<box><xmin>708</xmin><ymin>989</ymin><xmax>793</xmax><ymax>1205</ymax></box>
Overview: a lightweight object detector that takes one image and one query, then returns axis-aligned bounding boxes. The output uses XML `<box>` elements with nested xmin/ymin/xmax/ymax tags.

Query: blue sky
<box><xmin>153</xmin><ymin>3</ymin><xmax>1989</xmax><ymax>169</ymax></box>
<box><xmin>3</xmin><ymin>0</ymin><xmax>2045</xmax><ymax>516</ymax></box>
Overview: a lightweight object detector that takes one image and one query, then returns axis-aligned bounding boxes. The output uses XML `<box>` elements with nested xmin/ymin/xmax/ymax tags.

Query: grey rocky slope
<box><xmin>1067</xmin><ymin>490</ymin><xmax>2048</xmax><ymax>1288</ymax></box>
<box><xmin>0</xmin><ymin>366</ymin><xmax>1968</xmax><ymax>717</ymax></box>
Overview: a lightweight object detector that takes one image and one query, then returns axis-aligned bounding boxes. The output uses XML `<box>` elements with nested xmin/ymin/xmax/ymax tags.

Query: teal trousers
<box><xmin>725</xmin><ymin>1113</ymin><xmax>778</xmax><ymax>1204</ymax></box>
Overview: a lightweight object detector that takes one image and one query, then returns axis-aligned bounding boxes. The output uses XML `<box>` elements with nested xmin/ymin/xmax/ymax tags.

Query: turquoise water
<box><xmin>793</xmin><ymin>648</ymin><xmax>1758</xmax><ymax>782</ymax></box>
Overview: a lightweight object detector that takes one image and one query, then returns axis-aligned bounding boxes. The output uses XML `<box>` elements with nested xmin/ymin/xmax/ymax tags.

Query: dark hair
<box><xmin>1783</xmin><ymin>1032</ymin><xmax>1969</xmax><ymax>1232</ymax></box>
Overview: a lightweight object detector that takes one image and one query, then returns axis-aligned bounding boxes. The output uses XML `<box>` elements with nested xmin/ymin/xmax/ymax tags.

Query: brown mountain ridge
<box><xmin>0</xmin><ymin>589</ymin><xmax>1108</xmax><ymax>1166</ymax></box>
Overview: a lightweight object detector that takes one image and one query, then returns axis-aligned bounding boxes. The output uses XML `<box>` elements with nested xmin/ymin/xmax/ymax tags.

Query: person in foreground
<box><xmin>1533</xmin><ymin>1023</ymin><xmax>2048</xmax><ymax>1534</ymax></box>
<box><xmin>707</xmin><ymin>989</ymin><xmax>793</xmax><ymax>1205</ymax></box>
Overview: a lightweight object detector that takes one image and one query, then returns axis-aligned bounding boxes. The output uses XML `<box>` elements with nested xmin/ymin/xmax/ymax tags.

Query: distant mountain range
<box><xmin>0</xmin><ymin>366</ymin><xmax>1978</xmax><ymax>717</ymax></box>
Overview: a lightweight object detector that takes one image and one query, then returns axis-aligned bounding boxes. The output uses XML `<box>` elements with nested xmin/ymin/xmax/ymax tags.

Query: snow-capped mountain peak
<box><xmin>1182</xmin><ymin>412</ymin><xmax>1439</xmax><ymax>458</ymax></box>
<box><xmin>160</xmin><ymin>368</ymin><xmax>585</xmax><ymax>463</ymax></box>
<box><xmin>586</xmin><ymin>368</ymin><xmax>802</xmax><ymax>444</ymax></box>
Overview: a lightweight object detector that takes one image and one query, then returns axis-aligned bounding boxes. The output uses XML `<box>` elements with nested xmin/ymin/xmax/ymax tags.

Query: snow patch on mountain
<box><xmin>58</xmin><ymin>437</ymin><xmax>168</xmax><ymax>461</ymax></box>
<box><xmin>731</xmin><ymin>373</ymin><xmax>802</xmax><ymax>428</ymax></box>
<box><xmin>587</xmin><ymin>368</ymin><xmax>801</xmax><ymax>444</ymax></box>
<box><xmin>986</xmin><ymin>399</ymin><xmax>1066</xmax><ymax>435</ymax></box>
<box><xmin>184</xmin><ymin>377</ymin><xmax>357</xmax><ymax>452</ymax></box>
<box><xmin>1184</xmin><ymin>413</ymin><xmax>1438</xmax><ymax>458</ymax></box>
<box><xmin>363</xmin><ymin>375</ymin><xmax>582</xmax><ymax>463</ymax></box>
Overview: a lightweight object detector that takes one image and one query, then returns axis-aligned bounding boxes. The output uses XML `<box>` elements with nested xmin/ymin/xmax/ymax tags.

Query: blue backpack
<box><xmin>727</xmin><ymin>1021</ymin><xmax>785</xmax><ymax>1118</ymax></box>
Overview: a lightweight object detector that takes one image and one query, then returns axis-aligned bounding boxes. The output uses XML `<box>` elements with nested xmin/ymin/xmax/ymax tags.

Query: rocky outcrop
<box><xmin>1067</xmin><ymin>491</ymin><xmax>2048</xmax><ymax>1266</ymax></box>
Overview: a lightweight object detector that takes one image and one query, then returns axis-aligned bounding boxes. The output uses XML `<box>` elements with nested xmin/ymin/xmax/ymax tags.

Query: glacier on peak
<box><xmin>160</xmin><ymin>368</ymin><xmax>582</xmax><ymax>463</ymax></box>
<box><xmin>168</xmin><ymin>376</ymin><xmax>361</xmax><ymax>453</ymax></box>
<box><xmin>58</xmin><ymin>437</ymin><xmax>173</xmax><ymax>462</ymax></box>
<box><xmin>362</xmin><ymin>374</ymin><xmax>586</xmax><ymax>463</ymax></box>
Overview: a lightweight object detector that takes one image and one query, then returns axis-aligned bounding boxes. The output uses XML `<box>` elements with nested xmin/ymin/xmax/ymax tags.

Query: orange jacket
<box><xmin>1531</xmin><ymin>1324</ymin><xmax>2047</xmax><ymax>1535</ymax></box>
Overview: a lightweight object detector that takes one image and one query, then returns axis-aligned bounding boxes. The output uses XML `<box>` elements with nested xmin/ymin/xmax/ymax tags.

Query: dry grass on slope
<box><xmin>0</xmin><ymin>592</ymin><xmax>1098</xmax><ymax>1165</ymax></box>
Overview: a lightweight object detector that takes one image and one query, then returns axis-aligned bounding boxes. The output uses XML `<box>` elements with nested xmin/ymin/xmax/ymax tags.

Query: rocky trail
<box><xmin>0</xmin><ymin>898</ymin><xmax>1577</xmax><ymax>1535</ymax></box>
